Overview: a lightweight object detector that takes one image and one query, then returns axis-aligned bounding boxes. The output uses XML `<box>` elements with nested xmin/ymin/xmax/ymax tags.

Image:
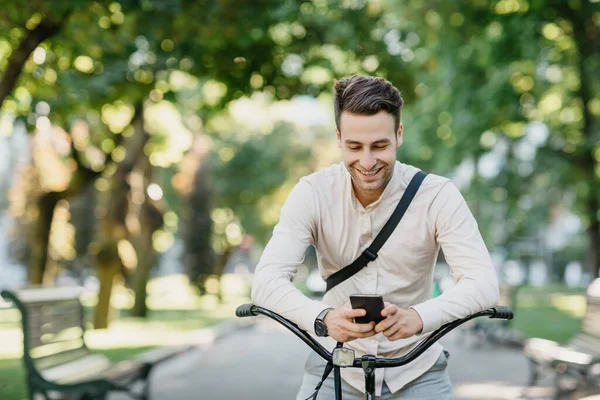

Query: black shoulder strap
<box><xmin>325</xmin><ymin>170</ymin><xmax>428</xmax><ymax>292</ymax></box>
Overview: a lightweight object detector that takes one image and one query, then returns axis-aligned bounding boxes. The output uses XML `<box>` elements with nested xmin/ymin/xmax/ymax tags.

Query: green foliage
<box><xmin>2</xmin><ymin>0</ymin><xmax>598</xmax><ymax>284</ymax></box>
<box><xmin>211</xmin><ymin>122</ymin><xmax>314</xmax><ymax>246</ymax></box>
<box><xmin>389</xmin><ymin>0</ymin><xmax>599</xmax><ymax>273</ymax></box>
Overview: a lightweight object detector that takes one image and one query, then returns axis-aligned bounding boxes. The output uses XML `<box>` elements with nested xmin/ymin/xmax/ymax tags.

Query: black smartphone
<box><xmin>350</xmin><ymin>294</ymin><xmax>385</xmax><ymax>324</ymax></box>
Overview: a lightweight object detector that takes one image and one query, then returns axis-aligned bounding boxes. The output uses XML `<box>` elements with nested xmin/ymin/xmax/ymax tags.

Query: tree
<box><xmin>0</xmin><ymin>1</ymin><xmax>83</xmax><ymax>108</ymax></box>
<box><xmin>4</xmin><ymin>0</ymin><xmax>437</xmax><ymax>327</ymax></box>
<box><xmin>390</xmin><ymin>0</ymin><xmax>599</xmax><ymax>276</ymax></box>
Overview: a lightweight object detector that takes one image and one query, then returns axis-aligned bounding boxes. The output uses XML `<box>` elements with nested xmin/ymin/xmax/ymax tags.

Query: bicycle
<box><xmin>236</xmin><ymin>303</ymin><xmax>514</xmax><ymax>400</ymax></box>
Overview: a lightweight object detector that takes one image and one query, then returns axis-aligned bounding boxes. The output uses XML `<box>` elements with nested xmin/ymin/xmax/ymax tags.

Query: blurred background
<box><xmin>0</xmin><ymin>0</ymin><xmax>598</xmax><ymax>399</ymax></box>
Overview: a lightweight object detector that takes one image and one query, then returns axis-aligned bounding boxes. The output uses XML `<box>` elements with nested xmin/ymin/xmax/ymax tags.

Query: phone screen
<box><xmin>350</xmin><ymin>294</ymin><xmax>385</xmax><ymax>324</ymax></box>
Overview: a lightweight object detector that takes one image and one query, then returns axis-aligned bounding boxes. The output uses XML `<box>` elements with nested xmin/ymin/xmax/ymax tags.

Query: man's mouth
<box><xmin>356</xmin><ymin>167</ymin><xmax>382</xmax><ymax>178</ymax></box>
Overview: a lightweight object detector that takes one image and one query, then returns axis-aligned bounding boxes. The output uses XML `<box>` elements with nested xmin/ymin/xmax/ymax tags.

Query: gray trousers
<box><xmin>296</xmin><ymin>350</ymin><xmax>452</xmax><ymax>399</ymax></box>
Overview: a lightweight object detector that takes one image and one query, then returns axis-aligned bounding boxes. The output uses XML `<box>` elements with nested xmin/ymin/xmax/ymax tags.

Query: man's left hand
<box><xmin>374</xmin><ymin>302</ymin><xmax>423</xmax><ymax>341</ymax></box>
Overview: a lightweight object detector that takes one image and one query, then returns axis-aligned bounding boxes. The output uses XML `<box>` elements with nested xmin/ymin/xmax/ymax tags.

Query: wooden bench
<box><xmin>1</xmin><ymin>287</ymin><xmax>193</xmax><ymax>400</ymax></box>
<box><xmin>524</xmin><ymin>278</ymin><xmax>600</xmax><ymax>396</ymax></box>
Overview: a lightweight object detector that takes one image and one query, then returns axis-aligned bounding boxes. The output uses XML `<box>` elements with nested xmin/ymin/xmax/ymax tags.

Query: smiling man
<box><xmin>251</xmin><ymin>76</ymin><xmax>499</xmax><ymax>399</ymax></box>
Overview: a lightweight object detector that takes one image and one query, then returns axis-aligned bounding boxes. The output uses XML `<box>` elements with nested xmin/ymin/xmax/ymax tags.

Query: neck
<box><xmin>353</xmin><ymin>185</ymin><xmax>384</xmax><ymax>208</ymax></box>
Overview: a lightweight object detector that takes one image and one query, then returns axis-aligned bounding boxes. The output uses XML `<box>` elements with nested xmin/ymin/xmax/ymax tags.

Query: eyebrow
<box><xmin>344</xmin><ymin>139</ymin><xmax>392</xmax><ymax>146</ymax></box>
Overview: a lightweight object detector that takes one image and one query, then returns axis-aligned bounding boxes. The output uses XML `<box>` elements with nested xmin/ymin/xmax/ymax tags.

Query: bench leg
<box><xmin>27</xmin><ymin>379</ymin><xmax>40</xmax><ymax>400</ymax></box>
<box><xmin>140</xmin><ymin>363</ymin><xmax>153</xmax><ymax>400</ymax></box>
<box><xmin>521</xmin><ymin>359</ymin><xmax>541</xmax><ymax>399</ymax></box>
<box><xmin>527</xmin><ymin>359</ymin><xmax>540</xmax><ymax>387</ymax></box>
<box><xmin>553</xmin><ymin>365</ymin><xmax>581</xmax><ymax>400</ymax></box>
<box><xmin>142</xmin><ymin>380</ymin><xmax>150</xmax><ymax>400</ymax></box>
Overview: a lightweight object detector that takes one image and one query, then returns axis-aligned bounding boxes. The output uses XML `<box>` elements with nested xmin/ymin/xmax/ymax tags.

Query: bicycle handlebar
<box><xmin>236</xmin><ymin>303</ymin><xmax>513</xmax><ymax>368</ymax></box>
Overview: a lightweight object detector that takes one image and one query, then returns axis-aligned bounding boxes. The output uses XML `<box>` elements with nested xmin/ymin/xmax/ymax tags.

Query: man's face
<box><xmin>336</xmin><ymin>111</ymin><xmax>403</xmax><ymax>199</ymax></box>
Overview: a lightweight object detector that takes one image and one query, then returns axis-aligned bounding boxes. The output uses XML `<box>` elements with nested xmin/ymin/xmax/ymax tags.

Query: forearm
<box><xmin>251</xmin><ymin>263</ymin><xmax>331</xmax><ymax>333</ymax></box>
<box><xmin>411</xmin><ymin>272</ymin><xmax>499</xmax><ymax>333</ymax></box>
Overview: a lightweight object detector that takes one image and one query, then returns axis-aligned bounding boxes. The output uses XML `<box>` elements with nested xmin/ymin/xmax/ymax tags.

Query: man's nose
<box><xmin>359</xmin><ymin>151</ymin><xmax>377</xmax><ymax>170</ymax></box>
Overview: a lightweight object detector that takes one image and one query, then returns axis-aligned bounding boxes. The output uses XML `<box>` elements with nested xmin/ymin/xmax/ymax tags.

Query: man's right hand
<box><xmin>324</xmin><ymin>302</ymin><xmax>377</xmax><ymax>342</ymax></box>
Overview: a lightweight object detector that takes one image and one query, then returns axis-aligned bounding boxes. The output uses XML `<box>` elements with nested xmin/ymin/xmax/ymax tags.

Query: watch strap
<box><xmin>316</xmin><ymin>307</ymin><xmax>333</xmax><ymax>322</ymax></box>
<box><xmin>314</xmin><ymin>307</ymin><xmax>333</xmax><ymax>336</ymax></box>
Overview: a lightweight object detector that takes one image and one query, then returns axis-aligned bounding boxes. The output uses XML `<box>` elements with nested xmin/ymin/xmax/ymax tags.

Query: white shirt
<box><xmin>251</xmin><ymin>161</ymin><xmax>499</xmax><ymax>395</ymax></box>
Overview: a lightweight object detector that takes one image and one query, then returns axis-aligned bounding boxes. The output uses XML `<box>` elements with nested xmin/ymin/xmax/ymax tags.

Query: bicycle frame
<box><xmin>236</xmin><ymin>304</ymin><xmax>513</xmax><ymax>400</ymax></box>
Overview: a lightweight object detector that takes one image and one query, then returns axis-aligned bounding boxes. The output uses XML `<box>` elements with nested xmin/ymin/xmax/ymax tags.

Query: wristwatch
<box><xmin>314</xmin><ymin>308</ymin><xmax>334</xmax><ymax>337</ymax></box>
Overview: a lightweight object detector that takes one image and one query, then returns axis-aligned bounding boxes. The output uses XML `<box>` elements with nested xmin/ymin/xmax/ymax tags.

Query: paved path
<box><xmin>114</xmin><ymin>318</ymin><xmax>563</xmax><ymax>400</ymax></box>
<box><xmin>150</xmin><ymin>318</ymin><xmax>310</xmax><ymax>399</ymax></box>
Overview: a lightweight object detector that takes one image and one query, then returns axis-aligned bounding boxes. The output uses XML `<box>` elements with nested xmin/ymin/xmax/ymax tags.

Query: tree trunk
<box><xmin>215</xmin><ymin>248</ymin><xmax>232</xmax><ymax>303</ymax></box>
<box><xmin>589</xmin><ymin>196</ymin><xmax>600</xmax><ymax>278</ymax></box>
<box><xmin>93</xmin><ymin>102</ymin><xmax>150</xmax><ymax>328</ymax></box>
<box><xmin>130</xmin><ymin>228</ymin><xmax>152</xmax><ymax>317</ymax></box>
<box><xmin>93</xmin><ymin>259</ymin><xmax>120</xmax><ymax>329</ymax></box>
<box><xmin>30</xmin><ymin>192</ymin><xmax>61</xmax><ymax>285</ymax></box>
<box><xmin>182</xmin><ymin>161</ymin><xmax>215</xmax><ymax>291</ymax></box>
<box><xmin>0</xmin><ymin>18</ymin><xmax>66</xmax><ymax>109</ymax></box>
<box><xmin>131</xmin><ymin>153</ymin><xmax>163</xmax><ymax>318</ymax></box>
<box><xmin>28</xmin><ymin>158</ymin><xmax>105</xmax><ymax>285</ymax></box>
<box><xmin>131</xmin><ymin>200</ymin><xmax>161</xmax><ymax>317</ymax></box>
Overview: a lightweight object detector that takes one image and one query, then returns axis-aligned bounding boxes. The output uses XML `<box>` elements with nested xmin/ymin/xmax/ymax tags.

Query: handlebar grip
<box><xmin>236</xmin><ymin>303</ymin><xmax>258</xmax><ymax>318</ymax></box>
<box><xmin>490</xmin><ymin>306</ymin><xmax>513</xmax><ymax>320</ymax></box>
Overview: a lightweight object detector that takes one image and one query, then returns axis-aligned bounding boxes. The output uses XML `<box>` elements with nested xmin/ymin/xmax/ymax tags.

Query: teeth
<box><xmin>360</xmin><ymin>168</ymin><xmax>380</xmax><ymax>176</ymax></box>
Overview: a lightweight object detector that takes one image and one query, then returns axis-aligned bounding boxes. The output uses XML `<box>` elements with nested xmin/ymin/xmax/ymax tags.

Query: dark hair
<box><xmin>333</xmin><ymin>76</ymin><xmax>403</xmax><ymax>133</ymax></box>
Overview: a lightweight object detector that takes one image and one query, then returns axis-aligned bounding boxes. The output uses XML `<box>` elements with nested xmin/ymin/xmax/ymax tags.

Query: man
<box><xmin>251</xmin><ymin>76</ymin><xmax>499</xmax><ymax>399</ymax></box>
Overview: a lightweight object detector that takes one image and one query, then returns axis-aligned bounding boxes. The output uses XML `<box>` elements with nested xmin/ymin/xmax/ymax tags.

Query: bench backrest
<box><xmin>581</xmin><ymin>278</ymin><xmax>600</xmax><ymax>339</ymax></box>
<box><xmin>1</xmin><ymin>287</ymin><xmax>90</xmax><ymax>373</ymax></box>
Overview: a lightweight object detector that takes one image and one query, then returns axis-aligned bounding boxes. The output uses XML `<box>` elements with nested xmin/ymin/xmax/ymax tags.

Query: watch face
<box><xmin>315</xmin><ymin>320</ymin><xmax>327</xmax><ymax>337</ymax></box>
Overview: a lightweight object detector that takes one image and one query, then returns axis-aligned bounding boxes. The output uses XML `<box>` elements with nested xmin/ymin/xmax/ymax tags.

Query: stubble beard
<box><xmin>348</xmin><ymin>162</ymin><xmax>392</xmax><ymax>195</ymax></box>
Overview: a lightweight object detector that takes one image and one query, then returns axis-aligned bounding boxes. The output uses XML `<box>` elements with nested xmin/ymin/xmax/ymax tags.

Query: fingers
<box><xmin>327</xmin><ymin>304</ymin><xmax>377</xmax><ymax>342</ymax></box>
<box><xmin>331</xmin><ymin>303</ymin><xmax>419</xmax><ymax>342</ymax></box>
<box><xmin>381</xmin><ymin>303</ymin><xmax>398</xmax><ymax>318</ymax></box>
<box><xmin>331</xmin><ymin>321</ymin><xmax>375</xmax><ymax>342</ymax></box>
<box><xmin>343</xmin><ymin>307</ymin><xmax>367</xmax><ymax>319</ymax></box>
<box><xmin>348</xmin><ymin>329</ymin><xmax>377</xmax><ymax>339</ymax></box>
<box><xmin>374</xmin><ymin>319</ymin><xmax>387</xmax><ymax>333</ymax></box>
<box><xmin>374</xmin><ymin>314</ymin><xmax>397</xmax><ymax>333</ymax></box>
<box><xmin>341</xmin><ymin>319</ymin><xmax>375</xmax><ymax>334</ymax></box>
<box><xmin>388</xmin><ymin>330</ymin><xmax>412</xmax><ymax>341</ymax></box>
<box><xmin>383</xmin><ymin>325</ymin><xmax>400</xmax><ymax>338</ymax></box>
<box><xmin>378</xmin><ymin>317</ymin><xmax>408</xmax><ymax>339</ymax></box>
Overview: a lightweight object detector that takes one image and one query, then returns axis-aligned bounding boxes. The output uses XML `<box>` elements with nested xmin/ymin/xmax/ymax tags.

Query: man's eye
<box><xmin>373</xmin><ymin>146</ymin><xmax>387</xmax><ymax>150</ymax></box>
<box><xmin>348</xmin><ymin>147</ymin><xmax>361</xmax><ymax>151</ymax></box>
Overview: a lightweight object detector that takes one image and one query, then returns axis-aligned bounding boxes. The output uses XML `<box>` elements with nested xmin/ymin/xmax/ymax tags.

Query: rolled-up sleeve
<box><xmin>251</xmin><ymin>179</ymin><xmax>331</xmax><ymax>333</ymax></box>
<box><xmin>411</xmin><ymin>182</ymin><xmax>499</xmax><ymax>333</ymax></box>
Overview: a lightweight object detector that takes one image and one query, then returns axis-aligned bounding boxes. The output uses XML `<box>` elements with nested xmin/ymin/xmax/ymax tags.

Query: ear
<box><xmin>396</xmin><ymin>123</ymin><xmax>404</xmax><ymax>148</ymax></box>
<box><xmin>336</xmin><ymin>128</ymin><xmax>342</xmax><ymax>149</ymax></box>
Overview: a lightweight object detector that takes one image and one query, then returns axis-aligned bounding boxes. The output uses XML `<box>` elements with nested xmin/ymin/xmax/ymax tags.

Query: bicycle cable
<box><xmin>305</xmin><ymin>341</ymin><xmax>344</xmax><ymax>400</ymax></box>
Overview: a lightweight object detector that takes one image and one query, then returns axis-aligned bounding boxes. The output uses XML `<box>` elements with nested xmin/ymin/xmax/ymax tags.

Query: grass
<box><xmin>510</xmin><ymin>284</ymin><xmax>587</xmax><ymax>344</ymax></box>
<box><xmin>0</xmin><ymin>358</ymin><xmax>25</xmax><ymax>400</ymax></box>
